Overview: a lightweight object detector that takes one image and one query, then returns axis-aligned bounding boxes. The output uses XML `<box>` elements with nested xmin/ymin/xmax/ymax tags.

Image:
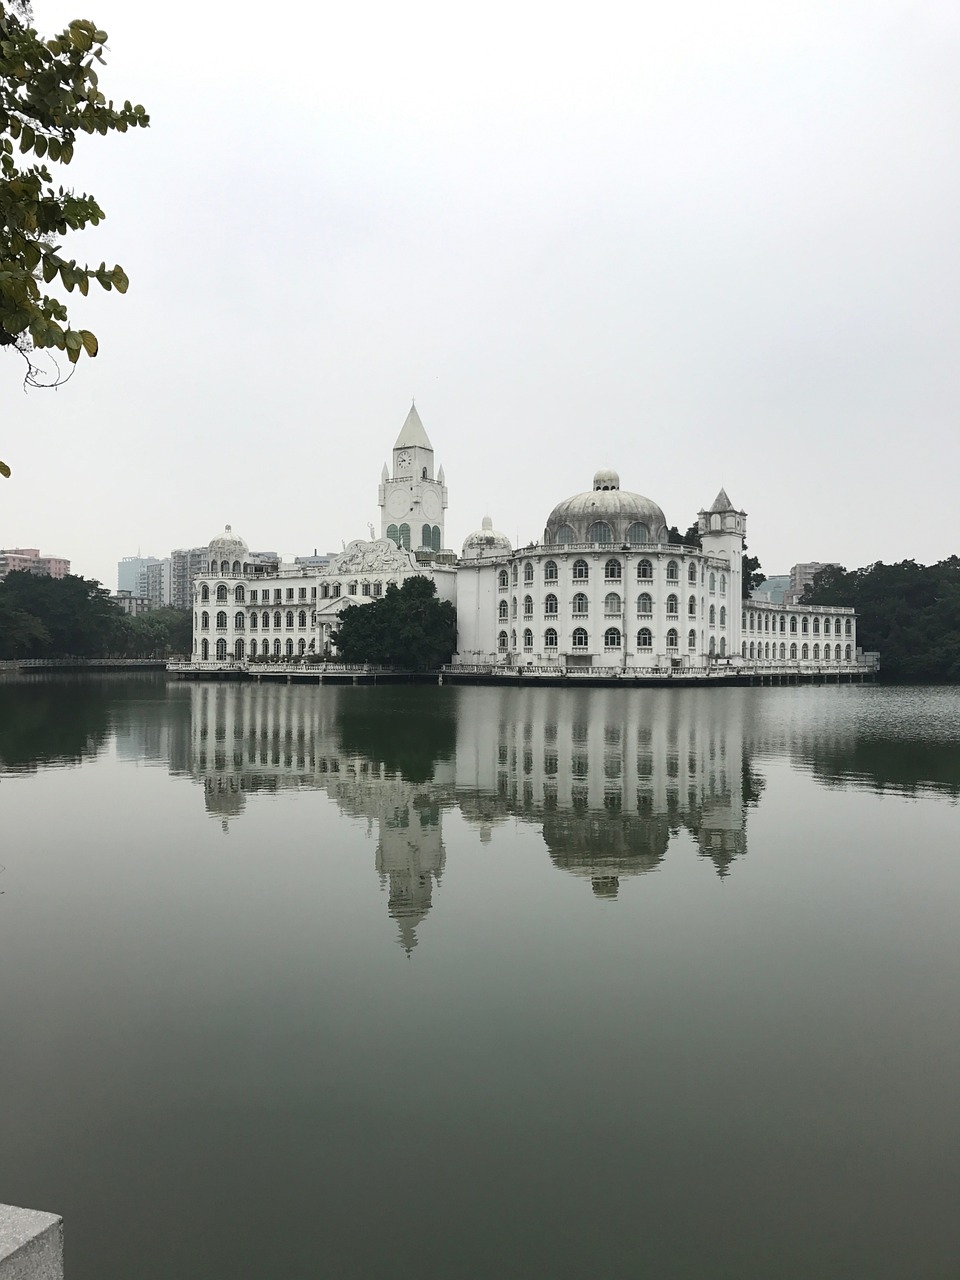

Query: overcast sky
<box><xmin>3</xmin><ymin>0</ymin><xmax>959</xmax><ymax>588</ymax></box>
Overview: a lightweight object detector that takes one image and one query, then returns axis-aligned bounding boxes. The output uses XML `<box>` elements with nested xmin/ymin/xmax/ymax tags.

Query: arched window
<box><xmin>709</xmin><ymin>604</ymin><xmax>715</xmax><ymax>626</ymax></box>
<box><xmin>523</xmin><ymin>628</ymin><xmax>533</xmax><ymax>649</ymax></box>
<box><xmin>572</xmin><ymin>592</ymin><xmax>589</xmax><ymax>615</ymax></box>
<box><xmin>273</xmin><ymin>611</ymin><xmax>282</xmax><ymax>629</ymax></box>
<box><xmin>573</xmin><ymin>559</ymin><xmax>589</xmax><ymax>580</ymax></box>
<box><xmin>285</xmin><ymin>639</ymin><xmax>294</xmax><ymax>657</ymax></box>
<box><xmin>604</xmin><ymin>558</ymin><xmax>622</xmax><ymax>581</ymax></box>
<box><xmin>285</xmin><ymin>611</ymin><xmax>294</xmax><ymax>629</ymax></box>
<box><xmin>572</xmin><ymin>627</ymin><xmax>589</xmax><ymax>648</ymax></box>
<box><xmin>778</xmin><ymin>642</ymin><xmax>785</xmax><ymax>659</ymax></box>
<box><xmin>790</xmin><ymin>642</ymin><xmax>797</xmax><ymax>659</ymax></box>
<box><xmin>431</xmin><ymin>527</ymin><xmax>441</xmax><ymax>552</ymax></box>
<box><xmin>498</xmin><ymin>599</ymin><xmax>508</xmax><ymax>619</ymax></box>
<box><xmin>234</xmin><ymin>611</ymin><xmax>245</xmax><ymax>629</ymax></box>
<box><xmin>498</xmin><ymin>631</ymin><xmax>508</xmax><ymax>651</ymax></box>
<box><xmin>765</xmin><ymin>642</ymin><xmax>771</xmax><ymax>659</ymax></box>
<box><xmin>742</xmin><ymin>642</ymin><xmax>747</xmax><ymax>658</ymax></box>
<box><xmin>249</xmin><ymin>639</ymin><xmax>258</xmax><ymax>658</ymax></box>
<box><xmin>398</xmin><ymin>523</ymin><xmax>411</xmax><ymax>549</ymax></box>
<box><xmin>666</xmin><ymin>594</ymin><xmax>678</xmax><ymax>616</ymax></box>
<box><xmin>720</xmin><ymin>637</ymin><xmax>726</xmax><ymax>656</ymax></box>
<box><xmin>201</xmin><ymin>611</ymin><xmax>209</xmax><ymax>630</ymax></box>
<box><xmin>604</xmin><ymin>592</ymin><xmax>621</xmax><ymax>614</ymax></box>
<box><xmin>523</xmin><ymin>595</ymin><xmax>533</xmax><ymax>616</ymax></box>
<box><xmin>749</xmin><ymin>641</ymin><xmax>755</xmax><ymax>659</ymax></box>
<box><xmin>719</xmin><ymin>606</ymin><xmax>726</xmax><ymax>626</ymax></box>
<box><xmin>688</xmin><ymin>629</ymin><xmax>697</xmax><ymax>649</ymax></box>
<box><xmin>262</xmin><ymin>611</ymin><xmax>270</xmax><ymax>629</ymax></box>
<box><xmin>845</xmin><ymin>618</ymin><xmax>852</xmax><ymax>636</ymax></box>
<box><xmin>556</xmin><ymin>524</ymin><xmax>575</xmax><ymax>544</ymax></box>
<box><xmin>511</xmin><ymin>596</ymin><xmax>518</xmax><ymax>618</ymax></box>
<box><xmin>216</xmin><ymin>637</ymin><xmax>227</xmax><ymax>660</ymax></box>
<box><xmin>220</xmin><ymin>560</ymin><xmax>229</xmax><ymax>574</ymax></box>
<box><xmin>544</xmin><ymin>628</ymin><xmax>558</xmax><ymax>648</ymax></box>
<box><xmin>544</xmin><ymin>593</ymin><xmax>558</xmax><ymax>615</ymax></box>
<box><xmin>298</xmin><ymin>610</ymin><xmax>307</xmax><ymax>628</ymax></box>
<box><xmin>422</xmin><ymin>524</ymin><xmax>432</xmax><ymax>549</ymax></box>
<box><xmin>688</xmin><ymin>595</ymin><xmax>697</xmax><ymax>617</ymax></box>
<box><xmin>209</xmin><ymin>561</ymin><xmax>217</xmax><ymax>574</ymax></box>
<box><xmin>823</xmin><ymin>618</ymin><xmax>832</xmax><ymax>635</ymax></box>
<box><xmin>790</xmin><ymin>616</ymin><xmax>797</xmax><ymax>634</ymax></box>
<box><xmin>512</xmin><ymin>564</ymin><xmax>519</xmax><ymax>584</ymax></box>
<box><xmin>801</xmin><ymin>616</ymin><xmax>809</xmax><ymax>634</ymax></box>
<box><xmin>232</xmin><ymin>561</ymin><xmax>241</xmax><ymax>575</ymax></box>
<box><xmin>637</xmin><ymin>593</ymin><xmax>652</xmax><ymax>615</ymax></box>
<box><xmin>637</xmin><ymin>559</ymin><xmax>653</xmax><ymax>580</ymax></box>
<box><xmin>544</xmin><ymin>560</ymin><xmax>558</xmax><ymax>581</ymax></box>
<box><xmin>199</xmin><ymin>637</ymin><xmax>209</xmax><ymax>660</ymax></box>
<box><xmin>604</xmin><ymin>627</ymin><xmax>621</xmax><ymax>648</ymax></box>
<box><xmin>511</xmin><ymin>630</ymin><xmax>517</xmax><ymax>648</ymax></box>
<box><xmin>764</xmin><ymin>615</ymin><xmax>770</xmax><ymax>632</ymax></box>
<box><xmin>666</xmin><ymin>560</ymin><xmax>679</xmax><ymax>581</ymax></box>
<box><xmin>813</xmin><ymin>644</ymin><xmax>820</xmax><ymax>660</ymax></box>
<box><xmin>749</xmin><ymin>613</ymin><xmax>755</xmax><ymax>631</ymax></box>
<box><xmin>216</xmin><ymin>610</ymin><xmax>227</xmax><ymax>629</ymax></box>
<box><xmin>637</xmin><ymin>628</ymin><xmax>653</xmax><ymax>649</ymax></box>
<box><xmin>216</xmin><ymin>584</ymin><xmax>228</xmax><ymax>602</ymax></box>
<box><xmin>200</xmin><ymin>584</ymin><xmax>209</xmax><ymax>602</ymax></box>
<box><xmin>720</xmin><ymin>574</ymin><xmax>726</xmax><ymax>595</ymax></box>
<box><xmin>234</xmin><ymin>585</ymin><xmax>245</xmax><ymax>602</ymax></box>
<box><xmin>498</xmin><ymin>569</ymin><xmax>508</xmax><ymax>589</ymax></box>
<box><xmin>387</xmin><ymin>524</ymin><xmax>399</xmax><ymax>546</ymax></box>
<box><xmin>845</xmin><ymin>644</ymin><xmax>852</xmax><ymax>660</ymax></box>
<box><xmin>813</xmin><ymin>617</ymin><xmax>820</xmax><ymax>635</ymax></box>
<box><xmin>666</xmin><ymin>628</ymin><xmax>679</xmax><ymax>649</ymax></box>
<box><xmin>709</xmin><ymin>572</ymin><xmax>716</xmax><ymax>592</ymax></box>
<box><xmin>523</xmin><ymin>561</ymin><xmax>534</xmax><ymax>582</ymax></box>
<box><xmin>234</xmin><ymin>638</ymin><xmax>244</xmax><ymax>659</ymax></box>
<box><xmin>709</xmin><ymin>636</ymin><xmax>716</xmax><ymax>655</ymax></box>
<box><xmin>779</xmin><ymin>615</ymin><xmax>786</xmax><ymax>633</ymax></box>
<box><xmin>298</xmin><ymin>638</ymin><xmax>307</xmax><ymax>656</ymax></box>
<box><xmin>801</xmin><ymin>643</ymin><xmax>809</xmax><ymax>660</ymax></box>
<box><xmin>587</xmin><ymin>520</ymin><xmax>612</xmax><ymax>544</ymax></box>
<box><xmin>273</xmin><ymin>639</ymin><xmax>281</xmax><ymax>656</ymax></box>
<box><xmin>688</xmin><ymin>563</ymin><xmax>697</xmax><ymax>583</ymax></box>
<box><xmin>625</xmin><ymin>522</ymin><xmax>649</xmax><ymax>545</ymax></box>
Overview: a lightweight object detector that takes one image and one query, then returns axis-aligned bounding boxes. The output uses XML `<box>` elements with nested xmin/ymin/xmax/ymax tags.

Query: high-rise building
<box><xmin>118</xmin><ymin>555</ymin><xmax>159</xmax><ymax>595</ymax></box>
<box><xmin>787</xmin><ymin>561</ymin><xmax>840</xmax><ymax>605</ymax></box>
<box><xmin>0</xmin><ymin>548</ymin><xmax>70</xmax><ymax>581</ymax></box>
<box><xmin>170</xmin><ymin>547</ymin><xmax>208</xmax><ymax>611</ymax></box>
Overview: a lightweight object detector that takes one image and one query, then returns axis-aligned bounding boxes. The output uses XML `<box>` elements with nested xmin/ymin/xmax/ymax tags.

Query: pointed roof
<box><xmin>710</xmin><ymin>487</ymin><xmax>735</xmax><ymax>513</ymax></box>
<box><xmin>393</xmin><ymin>401</ymin><xmax>432</xmax><ymax>450</ymax></box>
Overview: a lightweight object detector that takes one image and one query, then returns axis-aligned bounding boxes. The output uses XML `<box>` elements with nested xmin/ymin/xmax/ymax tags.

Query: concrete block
<box><xmin>0</xmin><ymin>1205</ymin><xmax>63</xmax><ymax>1280</ymax></box>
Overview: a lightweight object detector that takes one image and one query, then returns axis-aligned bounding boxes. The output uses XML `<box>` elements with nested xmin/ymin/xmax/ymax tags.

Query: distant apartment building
<box><xmin>752</xmin><ymin>574</ymin><xmax>790</xmax><ymax>605</ymax></box>
<box><xmin>170</xmin><ymin>547</ymin><xmax>209</xmax><ymax>611</ymax></box>
<box><xmin>143</xmin><ymin>558</ymin><xmax>173</xmax><ymax>610</ymax></box>
<box><xmin>118</xmin><ymin>555</ymin><xmax>160</xmax><ymax>595</ymax></box>
<box><xmin>0</xmin><ymin>547</ymin><xmax>70</xmax><ymax>582</ymax></box>
<box><xmin>114</xmin><ymin>591</ymin><xmax>152</xmax><ymax>616</ymax></box>
<box><xmin>786</xmin><ymin>561</ymin><xmax>841</xmax><ymax>605</ymax></box>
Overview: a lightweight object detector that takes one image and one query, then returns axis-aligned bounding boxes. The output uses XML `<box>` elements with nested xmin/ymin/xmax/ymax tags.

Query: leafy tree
<box><xmin>0</xmin><ymin>0</ymin><xmax>148</xmax><ymax>474</ymax></box>
<box><xmin>120</xmin><ymin>607</ymin><xmax>191</xmax><ymax>658</ymax></box>
<box><xmin>333</xmin><ymin>576</ymin><xmax>457</xmax><ymax>671</ymax></box>
<box><xmin>0</xmin><ymin>593</ymin><xmax>49</xmax><ymax>655</ymax></box>
<box><xmin>0</xmin><ymin>569</ymin><xmax>124</xmax><ymax>654</ymax></box>
<box><xmin>802</xmin><ymin>557</ymin><xmax>960</xmax><ymax>683</ymax></box>
<box><xmin>741</xmin><ymin>542</ymin><xmax>763</xmax><ymax>599</ymax></box>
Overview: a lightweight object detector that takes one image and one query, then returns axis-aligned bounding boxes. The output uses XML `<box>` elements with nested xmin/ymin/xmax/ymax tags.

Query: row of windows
<box><xmin>546</xmin><ymin>521</ymin><xmax>654</xmax><ymax>546</ymax></box>
<box><xmin>496</xmin><ymin>627</ymin><xmax>708</xmax><ymax>651</ymax></box>
<box><xmin>198</xmin><ymin>638</ymin><xmax>312</xmax><ymax>660</ymax></box>
<box><xmin>499</xmin><ymin>561</ymin><xmax>726</xmax><ymax>589</ymax></box>
<box><xmin>386</xmin><ymin>523</ymin><xmax>442</xmax><ymax>552</ymax></box>
<box><xmin>498</xmin><ymin>593</ymin><xmax>728</xmax><ymax>623</ymax></box>
<box><xmin>209</xmin><ymin>560</ymin><xmax>247</xmax><ymax>576</ymax></box>
<box><xmin>743</xmin><ymin>641</ymin><xmax>854</xmax><ymax>661</ymax></box>
<box><xmin>745</xmin><ymin>611</ymin><xmax>852</xmax><ymax>636</ymax></box>
<box><xmin>199</xmin><ymin>581</ymin><xmax>394</xmax><ymax>604</ymax></box>
<box><xmin>198</xmin><ymin>610</ymin><xmax>314</xmax><ymax>631</ymax></box>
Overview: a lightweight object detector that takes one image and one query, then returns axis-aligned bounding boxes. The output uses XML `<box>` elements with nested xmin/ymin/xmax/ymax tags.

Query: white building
<box><xmin>189</xmin><ymin>406</ymin><xmax>860</xmax><ymax>673</ymax></box>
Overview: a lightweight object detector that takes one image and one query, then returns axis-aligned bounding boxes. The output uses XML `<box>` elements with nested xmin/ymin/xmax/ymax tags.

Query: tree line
<box><xmin>803</xmin><ymin>558</ymin><xmax>960</xmax><ymax>683</ymax></box>
<box><xmin>0</xmin><ymin>570</ymin><xmax>191</xmax><ymax>658</ymax></box>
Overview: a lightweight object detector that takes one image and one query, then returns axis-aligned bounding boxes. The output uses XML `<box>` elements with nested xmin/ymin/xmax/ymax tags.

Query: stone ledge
<box><xmin>0</xmin><ymin>1205</ymin><xmax>63</xmax><ymax>1280</ymax></box>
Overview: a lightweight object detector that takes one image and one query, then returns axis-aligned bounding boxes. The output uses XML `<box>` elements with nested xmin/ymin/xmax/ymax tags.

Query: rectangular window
<box><xmin>362</xmin><ymin>583</ymin><xmax>371</xmax><ymax>596</ymax></box>
<box><xmin>286</xmin><ymin>588</ymin><xmax>294</xmax><ymax>600</ymax></box>
<box><xmin>250</xmin><ymin>591</ymin><xmax>258</xmax><ymax>603</ymax></box>
<box><xmin>299</xmin><ymin>588</ymin><xmax>307</xmax><ymax>600</ymax></box>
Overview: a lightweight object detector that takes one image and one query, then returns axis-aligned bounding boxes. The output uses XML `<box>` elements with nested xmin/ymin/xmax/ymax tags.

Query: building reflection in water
<box><xmin>185</xmin><ymin>683</ymin><xmax>763</xmax><ymax>949</ymax></box>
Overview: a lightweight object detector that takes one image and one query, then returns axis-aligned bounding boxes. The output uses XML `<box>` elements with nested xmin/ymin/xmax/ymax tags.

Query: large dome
<box><xmin>461</xmin><ymin>515</ymin><xmax>513</xmax><ymax>560</ymax></box>
<box><xmin>544</xmin><ymin>471</ymin><xmax>668</xmax><ymax>547</ymax></box>
<box><xmin>208</xmin><ymin>524</ymin><xmax>248</xmax><ymax>557</ymax></box>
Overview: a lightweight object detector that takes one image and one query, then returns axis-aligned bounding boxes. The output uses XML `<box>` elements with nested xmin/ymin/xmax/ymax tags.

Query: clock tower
<box><xmin>378</xmin><ymin>402</ymin><xmax>448</xmax><ymax>552</ymax></box>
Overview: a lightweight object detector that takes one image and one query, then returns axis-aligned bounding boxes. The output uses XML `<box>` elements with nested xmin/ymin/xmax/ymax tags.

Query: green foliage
<box><xmin>0</xmin><ymin>0</ymin><xmax>148</xmax><ymax>470</ymax></box>
<box><xmin>742</xmin><ymin>544</ymin><xmax>763</xmax><ymax>599</ymax></box>
<box><xmin>333</xmin><ymin>576</ymin><xmax>457</xmax><ymax>671</ymax></box>
<box><xmin>802</xmin><ymin>557</ymin><xmax>960</xmax><ymax>683</ymax></box>
<box><xmin>0</xmin><ymin>570</ymin><xmax>190</xmax><ymax>658</ymax></box>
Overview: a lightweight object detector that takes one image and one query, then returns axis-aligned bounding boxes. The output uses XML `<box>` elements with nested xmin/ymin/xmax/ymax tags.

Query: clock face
<box><xmin>397</xmin><ymin>450</ymin><xmax>412</xmax><ymax>470</ymax></box>
<box><xmin>422</xmin><ymin>489</ymin><xmax>441</xmax><ymax>520</ymax></box>
<box><xmin>386</xmin><ymin>489</ymin><xmax>409</xmax><ymax>519</ymax></box>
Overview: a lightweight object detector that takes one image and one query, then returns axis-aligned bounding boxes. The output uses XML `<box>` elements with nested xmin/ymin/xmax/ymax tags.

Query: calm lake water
<box><xmin>1</xmin><ymin>676</ymin><xmax>959</xmax><ymax>1280</ymax></box>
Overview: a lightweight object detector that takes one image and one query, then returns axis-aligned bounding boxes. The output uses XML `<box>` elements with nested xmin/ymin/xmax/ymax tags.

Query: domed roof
<box><xmin>544</xmin><ymin>472</ymin><xmax>668</xmax><ymax>547</ymax></box>
<box><xmin>461</xmin><ymin>515</ymin><xmax>513</xmax><ymax>560</ymax></box>
<box><xmin>208</xmin><ymin>524</ymin><xmax>248</xmax><ymax>556</ymax></box>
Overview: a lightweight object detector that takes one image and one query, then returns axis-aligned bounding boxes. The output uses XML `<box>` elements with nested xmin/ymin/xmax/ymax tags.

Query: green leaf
<box><xmin>0</xmin><ymin>460</ymin><xmax>11</xmax><ymax>479</ymax></box>
<box><xmin>79</xmin><ymin>329</ymin><xmax>98</xmax><ymax>357</ymax></box>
